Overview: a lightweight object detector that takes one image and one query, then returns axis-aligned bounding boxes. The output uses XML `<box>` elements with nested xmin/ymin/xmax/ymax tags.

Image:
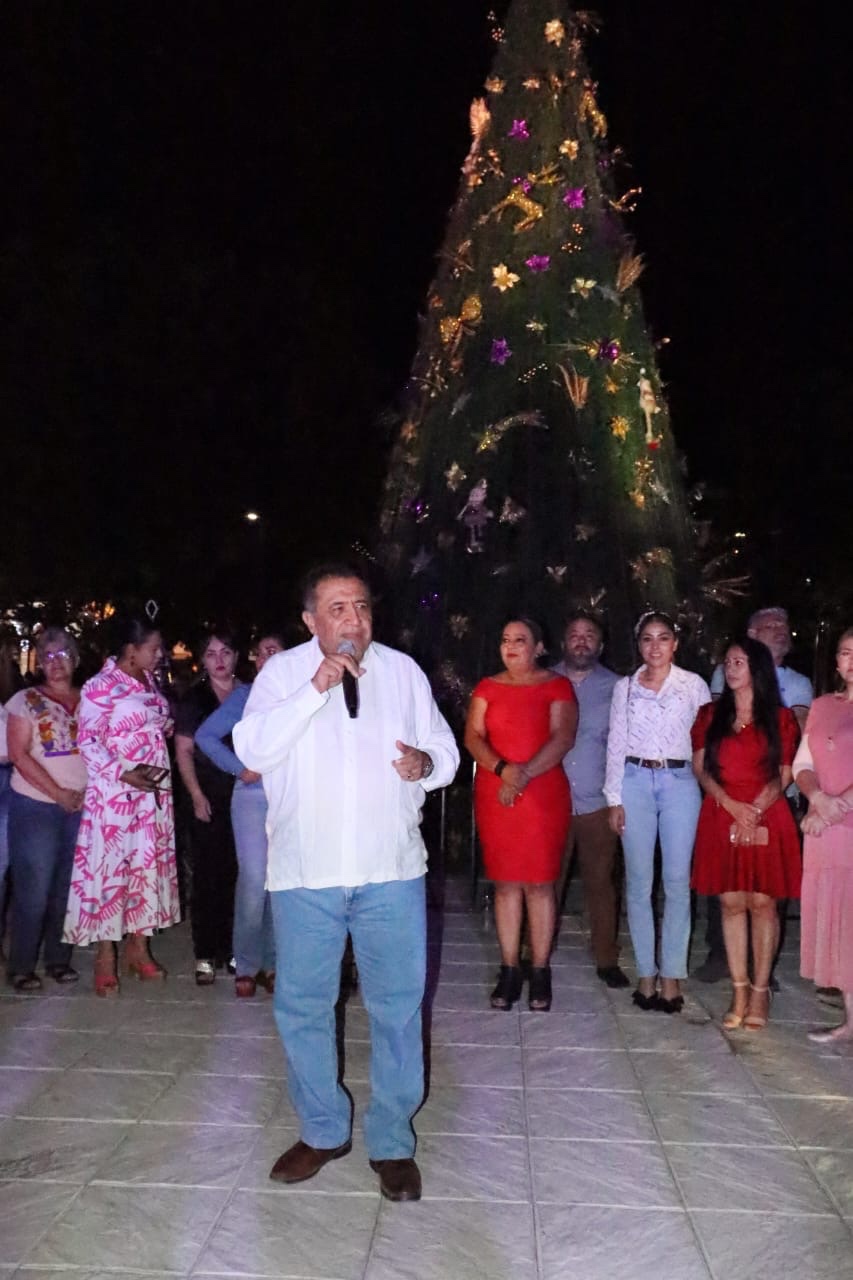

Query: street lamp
<box><xmin>243</xmin><ymin>511</ymin><xmax>264</xmax><ymax>623</ymax></box>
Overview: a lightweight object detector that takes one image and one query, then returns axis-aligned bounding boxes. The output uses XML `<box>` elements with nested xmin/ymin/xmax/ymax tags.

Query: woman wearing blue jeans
<box><xmin>195</xmin><ymin>633</ymin><xmax>284</xmax><ymax>996</ymax></box>
<box><xmin>5</xmin><ymin>628</ymin><xmax>87</xmax><ymax>991</ymax></box>
<box><xmin>604</xmin><ymin>612</ymin><xmax>711</xmax><ymax>1013</ymax></box>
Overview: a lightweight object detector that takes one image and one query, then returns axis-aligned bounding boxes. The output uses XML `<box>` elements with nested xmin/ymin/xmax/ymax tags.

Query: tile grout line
<box><xmin>612</xmin><ymin>990</ymin><xmax>718</xmax><ymax>1280</ymax></box>
<box><xmin>183</xmin><ymin>1077</ymin><xmax>288</xmax><ymax>1277</ymax></box>
<box><xmin>756</xmin><ymin>1086</ymin><xmax>853</xmax><ymax>1241</ymax></box>
<box><xmin>518</xmin><ymin>996</ymin><xmax>545</xmax><ymax>1280</ymax></box>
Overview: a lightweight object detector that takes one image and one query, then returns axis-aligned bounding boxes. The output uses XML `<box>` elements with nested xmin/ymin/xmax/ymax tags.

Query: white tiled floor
<box><xmin>2</xmin><ymin>882</ymin><xmax>853</xmax><ymax>1279</ymax></box>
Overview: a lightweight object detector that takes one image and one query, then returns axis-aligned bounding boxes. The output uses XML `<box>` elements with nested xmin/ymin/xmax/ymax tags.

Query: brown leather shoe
<box><xmin>269</xmin><ymin>1138</ymin><xmax>351</xmax><ymax>1184</ymax></box>
<box><xmin>369</xmin><ymin>1157</ymin><xmax>422</xmax><ymax>1202</ymax></box>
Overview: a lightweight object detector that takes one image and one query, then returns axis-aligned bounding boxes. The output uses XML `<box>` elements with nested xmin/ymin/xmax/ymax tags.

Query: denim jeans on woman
<box><xmin>7</xmin><ymin>791</ymin><xmax>80</xmax><ymax>976</ymax></box>
<box><xmin>230</xmin><ymin>780</ymin><xmax>275</xmax><ymax>977</ymax></box>
<box><xmin>620</xmin><ymin>762</ymin><xmax>701</xmax><ymax>979</ymax></box>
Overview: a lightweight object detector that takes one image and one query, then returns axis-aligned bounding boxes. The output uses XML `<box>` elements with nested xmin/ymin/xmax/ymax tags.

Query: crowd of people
<box><xmin>0</xmin><ymin>565</ymin><xmax>459</xmax><ymax>1201</ymax></box>
<box><xmin>467</xmin><ymin>605</ymin><xmax>853</xmax><ymax>1044</ymax></box>
<box><xmin>0</xmin><ymin>618</ymin><xmax>284</xmax><ymax>998</ymax></box>
<box><xmin>0</xmin><ymin>577</ymin><xmax>851</xmax><ymax>1201</ymax></box>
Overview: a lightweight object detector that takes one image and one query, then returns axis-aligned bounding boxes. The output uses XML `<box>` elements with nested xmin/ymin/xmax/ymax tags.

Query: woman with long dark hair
<box><xmin>605</xmin><ymin>612</ymin><xmax>710</xmax><ymax>1013</ymax></box>
<box><xmin>64</xmin><ymin>615</ymin><xmax>180</xmax><ymax>995</ymax></box>
<box><xmin>174</xmin><ymin>628</ymin><xmax>242</xmax><ymax>984</ymax></box>
<box><xmin>195</xmin><ymin>632</ymin><xmax>285</xmax><ymax>996</ymax></box>
<box><xmin>692</xmin><ymin>636</ymin><xmax>801</xmax><ymax>1031</ymax></box>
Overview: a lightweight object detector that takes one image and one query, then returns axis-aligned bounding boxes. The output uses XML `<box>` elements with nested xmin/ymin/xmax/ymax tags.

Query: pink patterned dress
<box><xmin>63</xmin><ymin>659</ymin><xmax>180</xmax><ymax>943</ymax></box>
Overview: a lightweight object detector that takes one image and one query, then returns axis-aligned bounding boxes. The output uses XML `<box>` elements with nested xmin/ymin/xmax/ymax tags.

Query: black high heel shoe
<box><xmin>657</xmin><ymin>994</ymin><xmax>684</xmax><ymax>1015</ymax></box>
<box><xmin>490</xmin><ymin>965</ymin><xmax>523</xmax><ymax>1010</ymax></box>
<box><xmin>528</xmin><ymin>965</ymin><xmax>552</xmax><ymax>1012</ymax></box>
<box><xmin>632</xmin><ymin>988</ymin><xmax>660</xmax><ymax>1011</ymax></box>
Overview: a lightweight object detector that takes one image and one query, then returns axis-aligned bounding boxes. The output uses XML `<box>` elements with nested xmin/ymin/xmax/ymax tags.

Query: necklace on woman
<box><xmin>734</xmin><ymin>713</ymin><xmax>753</xmax><ymax>732</ymax></box>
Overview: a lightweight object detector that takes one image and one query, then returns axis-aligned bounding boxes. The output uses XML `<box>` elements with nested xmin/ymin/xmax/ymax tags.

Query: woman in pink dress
<box><xmin>64</xmin><ymin>617</ymin><xmax>180</xmax><ymax>995</ymax></box>
<box><xmin>795</xmin><ymin>626</ymin><xmax>853</xmax><ymax>1043</ymax></box>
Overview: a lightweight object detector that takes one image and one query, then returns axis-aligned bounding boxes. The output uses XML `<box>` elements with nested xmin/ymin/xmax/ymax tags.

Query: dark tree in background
<box><xmin>377</xmin><ymin>0</ymin><xmax>700</xmax><ymax>715</ymax></box>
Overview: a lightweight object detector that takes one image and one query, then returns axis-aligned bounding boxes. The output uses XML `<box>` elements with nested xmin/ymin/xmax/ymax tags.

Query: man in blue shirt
<box><xmin>553</xmin><ymin>613</ymin><xmax>629</xmax><ymax>988</ymax></box>
<box><xmin>695</xmin><ymin>605</ymin><xmax>813</xmax><ymax>983</ymax></box>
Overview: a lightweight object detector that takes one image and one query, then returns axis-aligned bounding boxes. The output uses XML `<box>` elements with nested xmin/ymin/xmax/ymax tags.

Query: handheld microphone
<box><xmin>337</xmin><ymin>640</ymin><xmax>360</xmax><ymax>719</ymax></box>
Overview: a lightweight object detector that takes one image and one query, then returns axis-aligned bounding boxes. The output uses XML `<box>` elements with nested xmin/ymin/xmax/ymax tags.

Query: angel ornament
<box><xmin>638</xmin><ymin>368</ymin><xmax>661</xmax><ymax>444</ymax></box>
<box><xmin>458</xmin><ymin>478</ymin><xmax>493</xmax><ymax>552</ymax></box>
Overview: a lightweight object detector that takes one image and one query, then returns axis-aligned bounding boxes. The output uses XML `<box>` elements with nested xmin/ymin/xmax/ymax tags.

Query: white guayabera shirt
<box><xmin>234</xmin><ymin>636</ymin><xmax>459</xmax><ymax>890</ymax></box>
<box><xmin>603</xmin><ymin>665</ymin><xmax>712</xmax><ymax>807</ymax></box>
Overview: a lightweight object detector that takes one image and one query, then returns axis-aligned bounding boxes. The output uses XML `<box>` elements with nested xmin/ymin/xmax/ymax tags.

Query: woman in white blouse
<box><xmin>605</xmin><ymin>612</ymin><xmax>711</xmax><ymax>1012</ymax></box>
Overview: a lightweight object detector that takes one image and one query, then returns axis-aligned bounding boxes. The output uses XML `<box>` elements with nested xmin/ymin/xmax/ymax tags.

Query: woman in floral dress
<box><xmin>64</xmin><ymin>617</ymin><xmax>180</xmax><ymax>995</ymax></box>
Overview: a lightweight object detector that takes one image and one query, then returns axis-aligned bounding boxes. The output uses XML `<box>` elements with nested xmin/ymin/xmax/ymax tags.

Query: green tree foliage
<box><xmin>376</xmin><ymin>1</ymin><xmax>698</xmax><ymax>713</ymax></box>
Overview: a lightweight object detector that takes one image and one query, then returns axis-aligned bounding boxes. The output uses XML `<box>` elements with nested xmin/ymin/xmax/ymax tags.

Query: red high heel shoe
<box><xmin>94</xmin><ymin>945</ymin><xmax>119</xmax><ymax>998</ymax></box>
<box><xmin>124</xmin><ymin>938</ymin><xmax>166</xmax><ymax>981</ymax></box>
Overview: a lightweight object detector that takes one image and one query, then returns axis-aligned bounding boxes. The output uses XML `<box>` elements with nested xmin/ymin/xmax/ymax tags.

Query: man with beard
<box><xmin>553</xmin><ymin>612</ymin><xmax>629</xmax><ymax>987</ymax></box>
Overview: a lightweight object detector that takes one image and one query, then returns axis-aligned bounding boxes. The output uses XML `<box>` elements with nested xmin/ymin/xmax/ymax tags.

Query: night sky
<box><xmin>3</xmin><ymin>1</ymin><xmax>848</xmax><ymax>634</ymax></box>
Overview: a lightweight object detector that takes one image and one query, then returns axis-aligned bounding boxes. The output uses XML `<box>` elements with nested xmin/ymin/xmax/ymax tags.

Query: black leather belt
<box><xmin>626</xmin><ymin>756</ymin><xmax>689</xmax><ymax>769</ymax></box>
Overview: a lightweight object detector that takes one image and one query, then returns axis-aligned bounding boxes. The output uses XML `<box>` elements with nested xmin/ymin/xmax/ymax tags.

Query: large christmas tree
<box><xmin>376</xmin><ymin>1</ymin><xmax>699</xmax><ymax>716</ymax></box>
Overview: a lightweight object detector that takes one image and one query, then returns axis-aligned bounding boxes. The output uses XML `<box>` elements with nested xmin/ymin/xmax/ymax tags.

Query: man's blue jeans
<box><xmin>230</xmin><ymin>782</ymin><xmax>275</xmax><ymax>977</ymax></box>
<box><xmin>621</xmin><ymin>763</ymin><xmax>701</xmax><ymax>979</ymax></box>
<box><xmin>271</xmin><ymin>876</ymin><xmax>426</xmax><ymax>1159</ymax></box>
<box><xmin>8</xmin><ymin>791</ymin><xmax>80</xmax><ymax>975</ymax></box>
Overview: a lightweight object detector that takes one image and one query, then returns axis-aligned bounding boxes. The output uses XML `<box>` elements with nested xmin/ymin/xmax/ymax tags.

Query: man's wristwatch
<box><xmin>421</xmin><ymin>753</ymin><xmax>434</xmax><ymax>780</ymax></box>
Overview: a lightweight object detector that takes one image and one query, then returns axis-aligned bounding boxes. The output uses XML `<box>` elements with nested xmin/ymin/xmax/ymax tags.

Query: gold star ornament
<box><xmin>492</xmin><ymin>263</ymin><xmax>521</xmax><ymax>292</ymax></box>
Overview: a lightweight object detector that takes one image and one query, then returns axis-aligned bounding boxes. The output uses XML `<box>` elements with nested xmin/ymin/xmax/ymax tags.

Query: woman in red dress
<box><xmin>692</xmin><ymin>636</ymin><xmax>801</xmax><ymax>1031</ymax></box>
<box><xmin>465</xmin><ymin>619</ymin><xmax>577</xmax><ymax>1011</ymax></box>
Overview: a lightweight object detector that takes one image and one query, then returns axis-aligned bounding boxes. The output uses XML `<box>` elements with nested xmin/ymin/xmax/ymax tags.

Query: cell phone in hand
<box><xmin>136</xmin><ymin>764</ymin><xmax>170</xmax><ymax>785</ymax></box>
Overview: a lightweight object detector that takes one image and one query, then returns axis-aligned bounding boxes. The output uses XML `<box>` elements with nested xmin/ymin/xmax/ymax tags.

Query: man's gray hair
<box><xmin>747</xmin><ymin>606</ymin><xmax>789</xmax><ymax>630</ymax></box>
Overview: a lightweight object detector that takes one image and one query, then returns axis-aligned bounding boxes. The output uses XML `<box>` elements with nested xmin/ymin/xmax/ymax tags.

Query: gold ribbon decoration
<box><xmin>477</xmin><ymin>410</ymin><xmax>546</xmax><ymax>453</ymax></box>
<box><xmin>462</xmin><ymin>98</ymin><xmax>492</xmax><ymax>188</ymax></box>
<box><xmin>616</xmin><ymin>253</ymin><xmax>645</xmax><ymax>293</ymax></box>
<box><xmin>609</xmin><ymin>187</ymin><xmax>642</xmax><ymax>213</ymax></box>
<box><xmin>556</xmin><ymin>363</ymin><xmax>590</xmax><ymax>409</ymax></box>
<box><xmin>476</xmin><ymin>185</ymin><xmax>545</xmax><ymax>234</ymax></box>
<box><xmin>579</xmin><ymin>87</ymin><xmax>607</xmax><ymax>138</ymax></box>
<box><xmin>439</xmin><ymin>294</ymin><xmax>482</xmax><ymax>354</ymax></box>
<box><xmin>630</xmin><ymin>547</ymin><xmax>674</xmax><ymax>583</ymax></box>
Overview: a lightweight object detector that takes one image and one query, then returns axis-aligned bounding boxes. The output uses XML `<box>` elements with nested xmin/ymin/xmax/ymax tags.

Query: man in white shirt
<box><xmin>696</xmin><ymin>605</ymin><xmax>813</xmax><ymax>983</ymax></box>
<box><xmin>234</xmin><ymin>565</ymin><xmax>459</xmax><ymax>1202</ymax></box>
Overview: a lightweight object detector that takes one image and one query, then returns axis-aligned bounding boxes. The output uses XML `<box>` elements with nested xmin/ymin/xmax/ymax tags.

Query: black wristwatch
<box><xmin>494</xmin><ymin>759</ymin><xmax>508</xmax><ymax>777</ymax></box>
<box><xmin>421</xmin><ymin>753</ymin><xmax>434</xmax><ymax>780</ymax></box>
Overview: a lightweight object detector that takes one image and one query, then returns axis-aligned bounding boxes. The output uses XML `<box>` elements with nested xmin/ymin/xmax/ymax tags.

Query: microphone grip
<box><xmin>342</xmin><ymin>669</ymin><xmax>359</xmax><ymax>719</ymax></box>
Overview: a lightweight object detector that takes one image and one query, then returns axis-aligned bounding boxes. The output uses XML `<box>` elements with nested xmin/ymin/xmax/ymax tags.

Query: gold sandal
<box><xmin>722</xmin><ymin>980</ymin><xmax>751</xmax><ymax>1030</ymax></box>
<box><xmin>744</xmin><ymin>985</ymin><xmax>771</xmax><ymax>1031</ymax></box>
